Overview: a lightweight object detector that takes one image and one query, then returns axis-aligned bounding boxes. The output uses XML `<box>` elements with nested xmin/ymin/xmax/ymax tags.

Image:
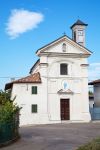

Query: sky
<box><xmin>0</xmin><ymin>0</ymin><xmax>100</xmax><ymax>90</ymax></box>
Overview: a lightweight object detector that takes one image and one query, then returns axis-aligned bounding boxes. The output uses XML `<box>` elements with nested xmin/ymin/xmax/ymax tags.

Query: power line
<box><xmin>0</xmin><ymin>77</ymin><xmax>22</xmax><ymax>79</ymax></box>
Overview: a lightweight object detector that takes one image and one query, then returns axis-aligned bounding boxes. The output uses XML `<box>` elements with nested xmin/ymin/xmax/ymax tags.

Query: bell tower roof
<box><xmin>70</xmin><ymin>19</ymin><xmax>88</xmax><ymax>29</ymax></box>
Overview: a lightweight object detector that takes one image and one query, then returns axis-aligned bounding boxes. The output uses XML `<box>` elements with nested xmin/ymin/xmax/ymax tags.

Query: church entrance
<box><xmin>60</xmin><ymin>99</ymin><xmax>70</xmax><ymax>120</ymax></box>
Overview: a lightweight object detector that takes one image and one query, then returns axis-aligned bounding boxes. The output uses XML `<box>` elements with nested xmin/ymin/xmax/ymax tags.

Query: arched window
<box><xmin>60</xmin><ymin>63</ymin><xmax>68</xmax><ymax>75</ymax></box>
<box><xmin>62</xmin><ymin>43</ymin><xmax>66</xmax><ymax>52</ymax></box>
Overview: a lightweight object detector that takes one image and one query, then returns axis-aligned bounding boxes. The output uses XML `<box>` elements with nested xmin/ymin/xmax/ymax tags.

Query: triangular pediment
<box><xmin>36</xmin><ymin>35</ymin><xmax>92</xmax><ymax>55</ymax></box>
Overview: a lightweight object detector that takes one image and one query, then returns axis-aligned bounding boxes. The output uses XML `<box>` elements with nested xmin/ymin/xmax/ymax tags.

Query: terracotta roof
<box><xmin>70</xmin><ymin>19</ymin><xmax>88</xmax><ymax>29</ymax></box>
<box><xmin>89</xmin><ymin>79</ymin><xmax>100</xmax><ymax>85</ymax></box>
<box><xmin>5</xmin><ymin>72</ymin><xmax>41</xmax><ymax>90</ymax></box>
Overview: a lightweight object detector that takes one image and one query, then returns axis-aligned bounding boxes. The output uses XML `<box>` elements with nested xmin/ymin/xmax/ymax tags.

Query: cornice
<box><xmin>39</xmin><ymin>52</ymin><xmax>90</xmax><ymax>58</ymax></box>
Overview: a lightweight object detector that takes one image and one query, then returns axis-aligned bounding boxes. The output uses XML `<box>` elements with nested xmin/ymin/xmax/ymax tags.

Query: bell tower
<box><xmin>70</xmin><ymin>19</ymin><xmax>88</xmax><ymax>47</ymax></box>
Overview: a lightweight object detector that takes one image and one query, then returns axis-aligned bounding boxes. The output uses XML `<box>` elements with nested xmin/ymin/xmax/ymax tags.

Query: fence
<box><xmin>90</xmin><ymin>107</ymin><xmax>100</xmax><ymax>120</ymax></box>
<box><xmin>0</xmin><ymin>112</ymin><xmax>19</xmax><ymax>146</ymax></box>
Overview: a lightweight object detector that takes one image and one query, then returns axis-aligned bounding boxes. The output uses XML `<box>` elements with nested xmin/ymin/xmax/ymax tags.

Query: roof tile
<box><xmin>89</xmin><ymin>79</ymin><xmax>100</xmax><ymax>85</ymax></box>
<box><xmin>5</xmin><ymin>72</ymin><xmax>41</xmax><ymax>90</ymax></box>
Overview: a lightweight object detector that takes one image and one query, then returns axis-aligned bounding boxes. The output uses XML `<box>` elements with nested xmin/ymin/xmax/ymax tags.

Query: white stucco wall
<box><xmin>11</xmin><ymin>83</ymin><xmax>49</xmax><ymax>125</ymax></box>
<box><xmin>45</xmin><ymin>56</ymin><xmax>90</xmax><ymax>122</ymax></box>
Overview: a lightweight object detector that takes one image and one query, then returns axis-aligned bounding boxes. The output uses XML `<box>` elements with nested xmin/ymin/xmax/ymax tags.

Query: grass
<box><xmin>76</xmin><ymin>138</ymin><xmax>100</xmax><ymax>150</ymax></box>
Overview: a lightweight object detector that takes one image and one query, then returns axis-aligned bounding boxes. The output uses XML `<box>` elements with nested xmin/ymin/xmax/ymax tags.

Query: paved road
<box><xmin>1</xmin><ymin>123</ymin><xmax>100</xmax><ymax>150</ymax></box>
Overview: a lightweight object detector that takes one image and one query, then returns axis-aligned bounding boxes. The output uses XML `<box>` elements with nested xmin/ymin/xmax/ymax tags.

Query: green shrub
<box><xmin>0</xmin><ymin>90</ymin><xmax>11</xmax><ymax>105</ymax></box>
<box><xmin>76</xmin><ymin>138</ymin><xmax>100</xmax><ymax>150</ymax></box>
<box><xmin>0</xmin><ymin>100</ymin><xmax>19</xmax><ymax>123</ymax></box>
<box><xmin>0</xmin><ymin>91</ymin><xmax>20</xmax><ymax>145</ymax></box>
<box><xmin>0</xmin><ymin>91</ymin><xmax>20</xmax><ymax>124</ymax></box>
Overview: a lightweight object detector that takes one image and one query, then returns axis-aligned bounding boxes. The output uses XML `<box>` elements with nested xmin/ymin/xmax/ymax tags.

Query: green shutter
<box><xmin>35</xmin><ymin>86</ymin><xmax>37</xmax><ymax>94</ymax></box>
<box><xmin>32</xmin><ymin>86</ymin><xmax>37</xmax><ymax>94</ymax></box>
<box><xmin>32</xmin><ymin>104</ymin><xmax>37</xmax><ymax>113</ymax></box>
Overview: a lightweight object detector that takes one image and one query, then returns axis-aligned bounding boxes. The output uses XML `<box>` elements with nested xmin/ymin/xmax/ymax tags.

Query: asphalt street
<box><xmin>1</xmin><ymin>123</ymin><xmax>100</xmax><ymax>150</ymax></box>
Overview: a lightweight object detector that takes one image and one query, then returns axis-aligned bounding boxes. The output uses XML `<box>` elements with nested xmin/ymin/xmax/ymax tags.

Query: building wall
<box><xmin>11</xmin><ymin>83</ymin><xmax>49</xmax><ymax>125</ymax></box>
<box><xmin>44</xmin><ymin>56</ymin><xmax>91</xmax><ymax>122</ymax></box>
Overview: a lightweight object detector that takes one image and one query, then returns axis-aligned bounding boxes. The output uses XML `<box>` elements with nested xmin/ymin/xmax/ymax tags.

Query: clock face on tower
<box><xmin>78</xmin><ymin>35</ymin><xmax>84</xmax><ymax>42</ymax></box>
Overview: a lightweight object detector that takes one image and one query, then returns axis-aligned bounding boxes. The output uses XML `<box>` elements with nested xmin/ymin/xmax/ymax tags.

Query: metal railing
<box><xmin>0</xmin><ymin>112</ymin><xmax>19</xmax><ymax>146</ymax></box>
<box><xmin>90</xmin><ymin>107</ymin><xmax>100</xmax><ymax>120</ymax></box>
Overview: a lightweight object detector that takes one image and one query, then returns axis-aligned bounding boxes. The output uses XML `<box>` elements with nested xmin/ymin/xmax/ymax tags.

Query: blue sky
<box><xmin>0</xmin><ymin>0</ymin><xmax>100</xmax><ymax>89</ymax></box>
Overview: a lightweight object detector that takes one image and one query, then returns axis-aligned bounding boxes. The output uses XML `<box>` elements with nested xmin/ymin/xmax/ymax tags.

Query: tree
<box><xmin>0</xmin><ymin>90</ymin><xmax>11</xmax><ymax>105</ymax></box>
<box><xmin>0</xmin><ymin>91</ymin><xmax>20</xmax><ymax>123</ymax></box>
<box><xmin>0</xmin><ymin>91</ymin><xmax>20</xmax><ymax>144</ymax></box>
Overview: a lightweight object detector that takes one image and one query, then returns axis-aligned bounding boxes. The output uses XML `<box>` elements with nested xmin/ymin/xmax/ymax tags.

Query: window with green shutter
<box><xmin>32</xmin><ymin>86</ymin><xmax>37</xmax><ymax>94</ymax></box>
<box><xmin>31</xmin><ymin>104</ymin><xmax>37</xmax><ymax>113</ymax></box>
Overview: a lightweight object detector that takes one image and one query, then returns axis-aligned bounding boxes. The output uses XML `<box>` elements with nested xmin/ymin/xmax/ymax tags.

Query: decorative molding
<box><xmin>80</xmin><ymin>64</ymin><xmax>89</xmax><ymax>67</ymax></box>
<box><xmin>39</xmin><ymin>52</ymin><xmax>90</xmax><ymax>58</ymax></box>
<box><xmin>57</xmin><ymin>89</ymin><xmax>74</xmax><ymax>95</ymax></box>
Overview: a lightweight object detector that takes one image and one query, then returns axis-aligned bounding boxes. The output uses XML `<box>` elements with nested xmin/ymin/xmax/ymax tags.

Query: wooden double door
<box><xmin>60</xmin><ymin>99</ymin><xmax>70</xmax><ymax>120</ymax></box>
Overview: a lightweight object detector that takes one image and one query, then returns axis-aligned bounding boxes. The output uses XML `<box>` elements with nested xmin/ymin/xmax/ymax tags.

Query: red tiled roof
<box><xmin>89</xmin><ymin>79</ymin><xmax>100</xmax><ymax>85</ymax></box>
<box><xmin>5</xmin><ymin>72</ymin><xmax>41</xmax><ymax>90</ymax></box>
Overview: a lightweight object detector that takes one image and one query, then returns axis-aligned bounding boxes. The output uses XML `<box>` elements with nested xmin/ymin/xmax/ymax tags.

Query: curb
<box><xmin>0</xmin><ymin>135</ymin><xmax>20</xmax><ymax>148</ymax></box>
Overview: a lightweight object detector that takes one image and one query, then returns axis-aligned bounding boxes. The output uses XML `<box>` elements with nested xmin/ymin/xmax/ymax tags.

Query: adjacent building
<box><xmin>89</xmin><ymin>79</ymin><xmax>100</xmax><ymax>107</ymax></box>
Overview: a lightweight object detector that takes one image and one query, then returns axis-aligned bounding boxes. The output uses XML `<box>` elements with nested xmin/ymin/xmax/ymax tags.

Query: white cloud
<box><xmin>6</xmin><ymin>9</ymin><xmax>44</xmax><ymax>39</ymax></box>
<box><xmin>89</xmin><ymin>62</ymin><xmax>100</xmax><ymax>81</ymax></box>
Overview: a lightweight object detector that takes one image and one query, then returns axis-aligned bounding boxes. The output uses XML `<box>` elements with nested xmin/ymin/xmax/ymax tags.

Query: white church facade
<box><xmin>5</xmin><ymin>20</ymin><xmax>92</xmax><ymax>125</ymax></box>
